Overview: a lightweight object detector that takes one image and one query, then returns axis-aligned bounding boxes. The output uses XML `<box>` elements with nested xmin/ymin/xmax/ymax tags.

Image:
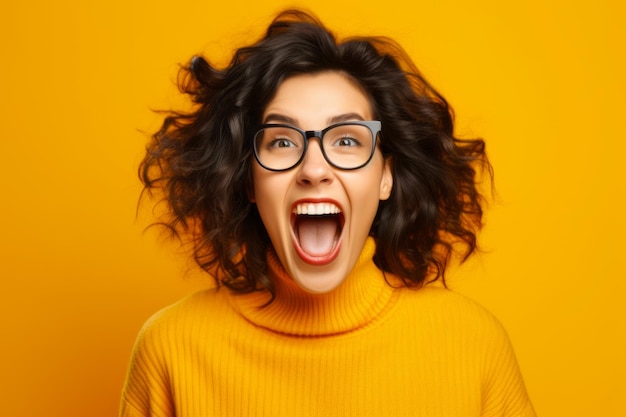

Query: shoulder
<box><xmin>393</xmin><ymin>286</ymin><xmax>515</xmax><ymax>352</ymax></box>
<box><xmin>396</xmin><ymin>287</ymin><xmax>535</xmax><ymax>415</ymax></box>
<box><xmin>143</xmin><ymin>288</ymin><xmax>224</xmax><ymax>325</ymax></box>
<box><xmin>121</xmin><ymin>291</ymin><xmax>228</xmax><ymax>416</ymax></box>
<box><xmin>140</xmin><ymin>287</ymin><xmax>231</xmax><ymax>330</ymax></box>
<box><xmin>131</xmin><ymin>288</ymin><xmax>233</xmax><ymax>354</ymax></box>
<box><xmin>122</xmin><ymin>288</ymin><xmax>235</xmax><ymax>400</ymax></box>
<box><xmin>400</xmin><ymin>286</ymin><xmax>506</xmax><ymax>328</ymax></box>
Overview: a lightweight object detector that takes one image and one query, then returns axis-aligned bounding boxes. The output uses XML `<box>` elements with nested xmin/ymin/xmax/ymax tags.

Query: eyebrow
<box><xmin>262</xmin><ymin>112</ymin><xmax>366</xmax><ymax>126</ymax></box>
<box><xmin>263</xmin><ymin>114</ymin><xmax>298</xmax><ymax>125</ymax></box>
<box><xmin>328</xmin><ymin>113</ymin><xmax>366</xmax><ymax>124</ymax></box>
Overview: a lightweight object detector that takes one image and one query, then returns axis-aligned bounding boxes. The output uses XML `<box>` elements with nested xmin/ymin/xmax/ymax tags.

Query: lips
<box><xmin>291</xmin><ymin>200</ymin><xmax>344</xmax><ymax>265</ymax></box>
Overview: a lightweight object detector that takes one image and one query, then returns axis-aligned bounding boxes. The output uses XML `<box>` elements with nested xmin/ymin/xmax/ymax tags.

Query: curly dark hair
<box><xmin>140</xmin><ymin>9</ymin><xmax>492</xmax><ymax>297</ymax></box>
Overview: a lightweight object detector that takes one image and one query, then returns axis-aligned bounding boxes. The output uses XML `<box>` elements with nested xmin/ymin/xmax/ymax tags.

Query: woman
<box><xmin>121</xmin><ymin>9</ymin><xmax>535</xmax><ymax>417</ymax></box>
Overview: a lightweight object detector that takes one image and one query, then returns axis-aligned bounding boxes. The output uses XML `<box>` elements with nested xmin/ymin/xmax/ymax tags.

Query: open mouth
<box><xmin>291</xmin><ymin>201</ymin><xmax>344</xmax><ymax>264</ymax></box>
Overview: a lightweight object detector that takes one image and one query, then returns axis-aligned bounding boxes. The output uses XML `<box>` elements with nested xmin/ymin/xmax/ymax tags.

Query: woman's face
<box><xmin>251</xmin><ymin>71</ymin><xmax>393</xmax><ymax>293</ymax></box>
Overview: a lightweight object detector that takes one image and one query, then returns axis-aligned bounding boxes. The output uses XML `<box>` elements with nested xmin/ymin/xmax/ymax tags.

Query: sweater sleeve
<box><xmin>119</xmin><ymin>313</ymin><xmax>176</xmax><ymax>417</ymax></box>
<box><xmin>479</xmin><ymin>312</ymin><xmax>536</xmax><ymax>417</ymax></box>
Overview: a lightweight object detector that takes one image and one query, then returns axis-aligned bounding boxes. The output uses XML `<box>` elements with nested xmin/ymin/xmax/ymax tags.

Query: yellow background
<box><xmin>1</xmin><ymin>0</ymin><xmax>624</xmax><ymax>416</ymax></box>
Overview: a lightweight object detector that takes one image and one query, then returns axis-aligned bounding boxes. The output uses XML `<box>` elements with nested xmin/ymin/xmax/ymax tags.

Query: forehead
<box><xmin>262</xmin><ymin>71</ymin><xmax>373</xmax><ymax>125</ymax></box>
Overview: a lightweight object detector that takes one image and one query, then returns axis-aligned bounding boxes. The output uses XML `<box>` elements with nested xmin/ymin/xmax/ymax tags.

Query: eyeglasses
<box><xmin>253</xmin><ymin>121</ymin><xmax>381</xmax><ymax>171</ymax></box>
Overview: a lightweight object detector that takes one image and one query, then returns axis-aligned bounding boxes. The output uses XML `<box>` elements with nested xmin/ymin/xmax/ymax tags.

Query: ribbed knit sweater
<box><xmin>120</xmin><ymin>238</ymin><xmax>535</xmax><ymax>416</ymax></box>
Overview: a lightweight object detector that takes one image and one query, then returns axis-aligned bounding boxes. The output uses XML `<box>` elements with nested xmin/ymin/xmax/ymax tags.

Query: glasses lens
<box><xmin>254</xmin><ymin>126</ymin><xmax>304</xmax><ymax>170</ymax></box>
<box><xmin>322</xmin><ymin>124</ymin><xmax>374</xmax><ymax>169</ymax></box>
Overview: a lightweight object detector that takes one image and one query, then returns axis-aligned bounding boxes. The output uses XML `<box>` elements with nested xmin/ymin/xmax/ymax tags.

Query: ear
<box><xmin>378</xmin><ymin>157</ymin><xmax>393</xmax><ymax>201</ymax></box>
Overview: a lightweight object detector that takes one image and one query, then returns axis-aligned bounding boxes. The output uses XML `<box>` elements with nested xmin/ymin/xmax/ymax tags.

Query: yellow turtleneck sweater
<box><xmin>120</xmin><ymin>238</ymin><xmax>535</xmax><ymax>416</ymax></box>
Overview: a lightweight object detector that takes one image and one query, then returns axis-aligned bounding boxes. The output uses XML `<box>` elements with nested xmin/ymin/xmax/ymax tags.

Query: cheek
<box><xmin>251</xmin><ymin>166</ymin><xmax>289</xmax><ymax>227</ymax></box>
<box><xmin>345</xmin><ymin>174</ymin><xmax>385</xmax><ymax>226</ymax></box>
<box><xmin>355</xmin><ymin>188</ymin><xmax>381</xmax><ymax>223</ymax></box>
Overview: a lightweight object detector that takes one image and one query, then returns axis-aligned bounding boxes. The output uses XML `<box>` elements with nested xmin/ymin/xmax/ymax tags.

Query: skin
<box><xmin>251</xmin><ymin>71</ymin><xmax>393</xmax><ymax>294</ymax></box>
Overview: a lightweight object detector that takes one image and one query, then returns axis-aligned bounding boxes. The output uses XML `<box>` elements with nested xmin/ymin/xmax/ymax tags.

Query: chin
<box><xmin>294</xmin><ymin>275</ymin><xmax>346</xmax><ymax>294</ymax></box>
<box><xmin>288</xmin><ymin>257</ymin><xmax>351</xmax><ymax>294</ymax></box>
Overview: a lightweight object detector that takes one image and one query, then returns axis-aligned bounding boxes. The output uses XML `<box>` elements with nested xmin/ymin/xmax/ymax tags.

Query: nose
<box><xmin>296</xmin><ymin>138</ymin><xmax>333</xmax><ymax>186</ymax></box>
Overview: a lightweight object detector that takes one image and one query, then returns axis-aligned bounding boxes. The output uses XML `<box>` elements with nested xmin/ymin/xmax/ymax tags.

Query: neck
<box><xmin>228</xmin><ymin>237</ymin><xmax>399</xmax><ymax>336</ymax></box>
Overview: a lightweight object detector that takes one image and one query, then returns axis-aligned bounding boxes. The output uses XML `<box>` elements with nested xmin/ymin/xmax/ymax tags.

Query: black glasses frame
<box><xmin>253</xmin><ymin>120</ymin><xmax>381</xmax><ymax>172</ymax></box>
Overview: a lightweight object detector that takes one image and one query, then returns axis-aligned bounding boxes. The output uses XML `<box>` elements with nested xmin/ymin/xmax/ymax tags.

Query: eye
<box><xmin>269</xmin><ymin>138</ymin><xmax>297</xmax><ymax>148</ymax></box>
<box><xmin>334</xmin><ymin>136</ymin><xmax>361</xmax><ymax>147</ymax></box>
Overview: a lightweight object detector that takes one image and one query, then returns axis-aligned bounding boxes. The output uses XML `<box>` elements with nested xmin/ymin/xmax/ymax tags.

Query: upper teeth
<box><xmin>294</xmin><ymin>202</ymin><xmax>341</xmax><ymax>215</ymax></box>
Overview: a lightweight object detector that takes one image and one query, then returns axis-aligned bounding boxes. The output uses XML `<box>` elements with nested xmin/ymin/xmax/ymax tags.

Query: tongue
<box><xmin>297</xmin><ymin>216</ymin><xmax>338</xmax><ymax>256</ymax></box>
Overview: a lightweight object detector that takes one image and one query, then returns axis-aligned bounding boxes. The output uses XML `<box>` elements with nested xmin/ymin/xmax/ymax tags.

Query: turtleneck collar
<box><xmin>228</xmin><ymin>237</ymin><xmax>399</xmax><ymax>337</ymax></box>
